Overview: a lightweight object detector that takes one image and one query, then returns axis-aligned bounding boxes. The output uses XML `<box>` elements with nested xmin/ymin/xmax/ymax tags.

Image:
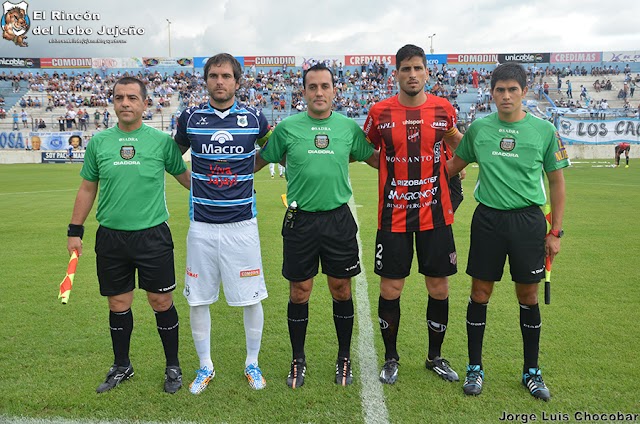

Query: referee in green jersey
<box><xmin>67</xmin><ymin>77</ymin><xmax>191</xmax><ymax>394</ymax></box>
<box><xmin>448</xmin><ymin>62</ymin><xmax>569</xmax><ymax>401</ymax></box>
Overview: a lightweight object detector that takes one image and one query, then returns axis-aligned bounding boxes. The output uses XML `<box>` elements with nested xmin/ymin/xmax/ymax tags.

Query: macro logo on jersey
<box><xmin>500</xmin><ymin>138</ymin><xmax>516</xmax><ymax>152</ymax></box>
<box><xmin>176</xmin><ymin>101</ymin><xmax>271</xmax><ymax>224</ymax></box>
<box><xmin>314</xmin><ymin>134</ymin><xmax>329</xmax><ymax>149</ymax></box>
<box><xmin>120</xmin><ymin>146</ymin><xmax>135</xmax><ymax>159</ymax></box>
<box><xmin>201</xmin><ymin>131</ymin><xmax>246</xmax><ymax>155</ymax></box>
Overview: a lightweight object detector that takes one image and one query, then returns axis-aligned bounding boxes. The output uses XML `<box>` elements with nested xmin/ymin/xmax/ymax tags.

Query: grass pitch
<box><xmin>0</xmin><ymin>160</ymin><xmax>638</xmax><ymax>423</ymax></box>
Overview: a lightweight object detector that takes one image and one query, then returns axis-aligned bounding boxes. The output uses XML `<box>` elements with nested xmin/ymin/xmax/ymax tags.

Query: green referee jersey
<box><xmin>260</xmin><ymin>112</ymin><xmax>374</xmax><ymax>212</ymax></box>
<box><xmin>455</xmin><ymin>112</ymin><xmax>570</xmax><ymax>210</ymax></box>
<box><xmin>80</xmin><ymin>124</ymin><xmax>187</xmax><ymax>230</ymax></box>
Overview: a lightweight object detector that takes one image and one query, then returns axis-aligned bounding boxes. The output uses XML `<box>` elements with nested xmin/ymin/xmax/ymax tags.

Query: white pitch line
<box><xmin>348</xmin><ymin>196</ymin><xmax>390</xmax><ymax>424</ymax></box>
<box><xmin>0</xmin><ymin>189</ymin><xmax>77</xmax><ymax>196</ymax></box>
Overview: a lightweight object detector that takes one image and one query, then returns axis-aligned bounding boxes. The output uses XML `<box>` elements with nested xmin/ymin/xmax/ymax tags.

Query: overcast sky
<box><xmin>5</xmin><ymin>0</ymin><xmax>640</xmax><ymax>58</ymax></box>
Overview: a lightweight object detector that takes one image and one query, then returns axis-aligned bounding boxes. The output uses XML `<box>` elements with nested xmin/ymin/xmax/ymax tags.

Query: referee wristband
<box><xmin>67</xmin><ymin>224</ymin><xmax>84</xmax><ymax>239</ymax></box>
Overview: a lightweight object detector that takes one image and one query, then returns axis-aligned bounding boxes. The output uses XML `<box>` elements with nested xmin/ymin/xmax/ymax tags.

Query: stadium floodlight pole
<box><xmin>166</xmin><ymin>19</ymin><xmax>172</xmax><ymax>57</ymax></box>
<box><xmin>428</xmin><ymin>33</ymin><xmax>436</xmax><ymax>55</ymax></box>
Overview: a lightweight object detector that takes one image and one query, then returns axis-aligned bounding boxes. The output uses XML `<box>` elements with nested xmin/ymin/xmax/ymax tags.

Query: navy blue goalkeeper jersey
<box><xmin>175</xmin><ymin>101</ymin><xmax>271</xmax><ymax>223</ymax></box>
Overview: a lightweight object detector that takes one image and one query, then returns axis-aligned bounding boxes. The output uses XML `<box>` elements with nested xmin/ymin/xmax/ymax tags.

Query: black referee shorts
<box><xmin>282</xmin><ymin>204</ymin><xmax>361</xmax><ymax>282</ymax></box>
<box><xmin>466</xmin><ymin>204</ymin><xmax>545</xmax><ymax>284</ymax></box>
<box><xmin>95</xmin><ymin>222</ymin><xmax>176</xmax><ymax>296</ymax></box>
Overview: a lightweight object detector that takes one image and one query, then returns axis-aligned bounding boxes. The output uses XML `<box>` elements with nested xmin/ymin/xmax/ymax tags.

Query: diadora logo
<box><xmin>427</xmin><ymin>320</ymin><xmax>447</xmax><ymax>333</ymax></box>
<box><xmin>196</xmin><ymin>117</ymin><xmax>208</xmax><ymax>126</ymax></box>
<box><xmin>431</xmin><ymin>120</ymin><xmax>448</xmax><ymax>130</ymax></box>
<box><xmin>378</xmin><ymin>318</ymin><xmax>389</xmax><ymax>330</ymax></box>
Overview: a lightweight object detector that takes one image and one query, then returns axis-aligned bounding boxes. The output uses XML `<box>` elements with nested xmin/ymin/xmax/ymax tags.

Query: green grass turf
<box><xmin>0</xmin><ymin>160</ymin><xmax>638</xmax><ymax>423</ymax></box>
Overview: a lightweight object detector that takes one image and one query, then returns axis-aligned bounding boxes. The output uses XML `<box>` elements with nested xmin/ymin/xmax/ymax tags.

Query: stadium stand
<box><xmin>1</xmin><ymin>59</ymin><xmax>639</xmax><ymax>138</ymax></box>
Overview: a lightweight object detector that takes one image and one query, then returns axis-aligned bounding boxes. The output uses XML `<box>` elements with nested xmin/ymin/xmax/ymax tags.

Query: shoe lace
<box><xmin>383</xmin><ymin>360</ymin><xmax>398</xmax><ymax>373</ymax></box>
<box><xmin>466</xmin><ymin>367</ymin><xmax>482</xmax><ymax>381</ymax></box>
<box><xmin>530</xmin><ymin>372</ymin><xmax>545</xmax><ymax>385</ymax></box>
<box><xmin>290</xmin><ymin>360</ymin><xmax>301</xmax><ymax>377</ymax></box>
<box><xmin>338</xmin><ymin>358</ymin><xmax>351</xmax><ymax>376</ymax></box>
<box><xmin>246</xmin><ymin>364</ymin><xmax>262</xmax><ymax>379</ymax></box>
<box><xmin>437</xmin><ymin>358</ymin><xmax>453</xmax><ymax>370</ymax></box>
<box><xmin>195</xmin><ymin>367</ymin><xmax>211</xmax><ymax>382</ymax></box>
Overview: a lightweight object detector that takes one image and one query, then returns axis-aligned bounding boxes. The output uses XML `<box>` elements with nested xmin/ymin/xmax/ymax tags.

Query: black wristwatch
<box><xmin>548</xmin><ymin>229</ymin><xmax>564</xmax><ymax>238</ymax></box>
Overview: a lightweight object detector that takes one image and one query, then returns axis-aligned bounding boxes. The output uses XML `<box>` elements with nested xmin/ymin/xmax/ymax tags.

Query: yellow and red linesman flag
<box><xmin>544</xmin><ymin>204</ymin><xmax>553</xmax><ymax>277</ymax></box>
<box><xmin>58</xmin><ymin>250</ymin><xmax>79</xmax><ymax>304</ymax></box>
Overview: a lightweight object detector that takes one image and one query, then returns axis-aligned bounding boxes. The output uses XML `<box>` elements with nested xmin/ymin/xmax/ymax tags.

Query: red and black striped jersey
<box><xmin>364</xmin><ymin>95</ymin><xmax>457</xmax><ymax>232</ymax></box>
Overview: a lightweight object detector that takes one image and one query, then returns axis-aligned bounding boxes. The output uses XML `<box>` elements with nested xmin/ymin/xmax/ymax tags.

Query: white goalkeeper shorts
<box><xmin>183</xmin><ymin>218</ymin><xmax>268</xmax><ymax>307</ymax></box>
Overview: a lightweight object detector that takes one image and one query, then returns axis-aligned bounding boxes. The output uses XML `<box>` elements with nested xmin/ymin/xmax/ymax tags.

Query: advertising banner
<box><xmin>40</xmin><ymin>58</ymin><xmax>92</xmax><ymax>68</ymax></box>
<box><xmin>550</xmin><ymin>52</ymin><xmax>601</xmax><ymax>63</ymax></box>
<box><xmin>497</xmin><ymin>53</ymin><xmax>551</xmax><ymax>64</ymax></box>
<box><xmin>41</xmin><ymin>151</ymin><xmax>85</xmax><ymax>163</ymax></box>
<box><xmin>243</xmin><ymin>56</ymin><xmax>296</xmax><ymax>67</ymax></box>
<box><xmin>447</xmin><ymin>53</ymin><xmax>498</xmax><ymax>64</ymax></box>
<box><xmin>297</xmin><ymin>55</ymin><xmax>344</xmax><ymax>68</ymax></box>
<box><xmin>29</xmin><ymin>131</ymin><xmax>83</xmax><ymax>150</ymax></box>
<box><xmin>558</xmin><ymin>117</ymin><xmax>640</xmax><ymax>144</ymax></box>
<box><xmin>193</xmin><ymin>56</ymin><xmax>245</xmax><ymax>70</ymax></box>
<box><xmin>141</xmin><ymin>57</ymin><xmax>194</xmax><ymax>67</ymax></box>
<box><xmin>92</xmin><ymin>57</ymin><xmax>143</xmax><ymax>69</ymax></box>
<box><xmin>426</xmin><ymin>54</ymin><xmax>448</xmax><ymax>66</ymax></box>
<box><xmin>0</xmin><ymin>131</ymin><xmax>27</xmax><ymax>149</ymax></box>
<box><xmin>344</xmin><ymin>55</ymin><xmax>395</xmax><ymax>66</ymax></box>
<box><xmin>0</xmin><ymin>57</ymin><xmax>40</xmax><ymax>68</ymax></box>
<box><xmin>603</xmin><ymin>51</ymin><xmax>640</xmax><ymax>62</ymax></box>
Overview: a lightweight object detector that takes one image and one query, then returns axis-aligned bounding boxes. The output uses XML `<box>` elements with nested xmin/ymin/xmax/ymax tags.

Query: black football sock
<box><xmin>520</xmin><ymin>303</ymin><xmax>541</xmax><ymax>373</ymax></box>
<box><xmin>378</xmin><ymin>296</ymin><xmax>400</xmax><ymax>361</ymax></box>
<box><xmin>288</xmin><ymin>300</ymin><xmax>309</xmax><ymax>360</ymax></box>
<box><xmin>155</xmin><ymin>303</ymin><xmax>180</xmax><ymax>367</ymax></box>
<box><xmin>466</xmin><ymin>298</ymin><xmax>487</xmax><ymax>367</ymax></box>
<box><xmin>109</xmin><ymin>308</ymin><xmax>133</xmax><ymax>367</ymax></box>
<box><xmin>333</xmin><ymin>297</ymin><xmax>354</xmax><ymax>359</ymax></box>
<box><xmin>427</xmin><ymin>296</ymin><xmax>449</xmax><ymax>360</ymax></box>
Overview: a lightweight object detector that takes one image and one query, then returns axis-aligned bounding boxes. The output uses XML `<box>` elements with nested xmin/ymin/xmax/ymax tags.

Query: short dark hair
<box><xmin>204</xmin><ymin>53</ymin><xmax>242</xmax><ymax>82</ymax></box>
<box><xmin>303</xmin><ymin>63</ymin><xmax>334</xmax><ymax>89</ymax></box>
<box><xmin>490</xmin><ymin>62</ymin><xmax>527</xmax><ymax>90</ymax></box>
<box><xmin>396</xmin><ymin>44</ymin><xmax>427</xmax><ymax>70</ymax></box>
<box><xmin>68</xmin><ymin>135</ymin><xmax>81</xmax><ymax>145</ymax></box>
<box><xmin>113</xmin><ymin>77</ymin><xmax>147</xmax><ymax>100</ymax></box>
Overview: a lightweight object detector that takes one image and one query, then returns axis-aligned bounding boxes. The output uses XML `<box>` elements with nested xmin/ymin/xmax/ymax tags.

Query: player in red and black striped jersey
<box><xmin>364</xmin><ymin>44</ymin><xmax>463</xmax><ymax>384</ymax></box>
<box><xmin>615</xmin><ymin>142</ymin><xmax>630</xmax><ymax>167</ymax></box>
